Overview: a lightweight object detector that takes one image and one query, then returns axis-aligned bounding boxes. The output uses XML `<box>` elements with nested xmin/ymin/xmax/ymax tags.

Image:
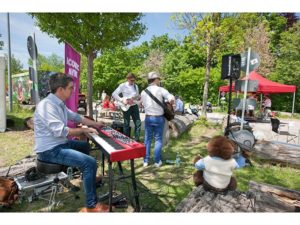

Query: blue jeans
<box><xmin>144</xmin><ymin>116</ymin><xmax>165</xmax><ymax>163</ymax></box>
<box><xmin>37</xmin><ymin>140</ymin><xmax>97</xmax><ymax>208</ymax></box>
<box><xmin>233</xmin><ymin>152</ymin><xmax>246</xmax><ymax>168</ymax></box>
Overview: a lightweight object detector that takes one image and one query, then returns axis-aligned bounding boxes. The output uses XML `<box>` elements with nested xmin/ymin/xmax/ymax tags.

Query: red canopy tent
<box><xmin>219</xmin><ymin>71</ymin><xmax>296</xmax><ymax>93</ymax></box>
<box><xmin>218</xmin><ymin>71</ymin><xmax>297</xmax><ymax>113</ymax></box>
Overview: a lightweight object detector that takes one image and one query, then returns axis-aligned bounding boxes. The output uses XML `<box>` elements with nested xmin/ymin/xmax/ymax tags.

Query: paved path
<box><xmin>206</xmin><ymin>112</ymin><xmax>300</xmax><ymax>144</ymax></box>
<box><xmin>95</xmin><ymin>107</ymin><xmax>300</xmax><ymax>144</ymax></box>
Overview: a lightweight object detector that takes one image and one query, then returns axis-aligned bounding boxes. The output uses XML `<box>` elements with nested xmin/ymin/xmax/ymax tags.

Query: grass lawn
<box><xmin>0</xmin><ymin>105</ymin><xmax>34</xmax><ymax>167</ymax></box>
<box><xmin>6</xmin><ymin>104</ymin><xmax>34</xmax><ymax>129</ymax></box>
<box><xmin>0</xmin><ymin>111</ymin><xmax>299</xmax><ymax>212</ymax></box>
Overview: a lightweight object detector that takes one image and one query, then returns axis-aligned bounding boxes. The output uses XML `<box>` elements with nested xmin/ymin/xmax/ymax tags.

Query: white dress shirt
<box><xmin>112</xmin><ymin>81</ymin><xmax>139</xmax><ymax>103</ymax></box>
<box><xmin>141</xmin><ymin>85</ymin><xmax>174</xmax><ymax>116</ymax></box>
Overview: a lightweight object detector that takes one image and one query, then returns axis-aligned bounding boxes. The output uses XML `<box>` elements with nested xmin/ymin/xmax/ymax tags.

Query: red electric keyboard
<box><xmin>86</xmin><ymin>126</ymin><xmax>145</xmax><ymax>212</ymax></box>
<box><xmin>86</xmin><ymin>126</ymin><xmax>146</xmax><ymax>162</ymax></box>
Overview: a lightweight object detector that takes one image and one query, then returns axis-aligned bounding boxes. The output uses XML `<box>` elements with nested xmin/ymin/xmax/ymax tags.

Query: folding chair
<box><xmin>270</xmin><ymin>118</ymin><xmax>298</xmax><ymax>143</ymax></box>
<box><xmin>286</xmin><ymin>121</ymin><xmax>299</xmax><ymax>144</ymax></box>
<box><xmin>246</xmin><ymin>99</ymin><xmax>257</xmax><ymax>117</ymax></box>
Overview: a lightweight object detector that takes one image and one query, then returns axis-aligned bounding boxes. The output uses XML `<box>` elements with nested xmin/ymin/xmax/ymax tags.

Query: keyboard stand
<box><xmin>85</xmin><ymin>130</ymin><xmax>143</xmax><ymax>212</ymax></box>
<box><xmin>130</xmin><ymin>159</ymin><xmax>140</xmax><ymax>212</ymax></box>
<box><xmin>117</xmin><ymin>161</ymin><xmax>124</xmax><ymax>176</ymax></box>
<box><xmin>102</xmin><ymin>156</ymin><xmax>140</xmax><ymax>212</ymax></box>
<box><xmin>108</xmin><ymin>161</ymin><xmax>113</xmax><ymax>212</ymax></box>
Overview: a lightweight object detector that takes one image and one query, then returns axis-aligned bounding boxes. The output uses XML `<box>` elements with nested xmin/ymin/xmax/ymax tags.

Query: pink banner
<box><xmin>65</xmin><ymin>43</ymin><xmax>81</xmax><ymax>128</ymax></box>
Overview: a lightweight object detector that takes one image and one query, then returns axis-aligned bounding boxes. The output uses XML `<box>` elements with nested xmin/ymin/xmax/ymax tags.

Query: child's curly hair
<box><xmin>207</xmin><ymin>136</ymin><xmax>235</xmax><ymax>160</ymax></box>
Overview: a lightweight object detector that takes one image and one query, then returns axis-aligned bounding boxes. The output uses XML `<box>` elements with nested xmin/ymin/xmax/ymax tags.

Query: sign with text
<box><xmin>241</xmin><ymin>51</ymin><xmax>260</xmax><ymax>72</ymax></box>
<box><xmin>65</xmin><ymin>43</ymin><xmax>81</xmax><ymax>128</ymax></box>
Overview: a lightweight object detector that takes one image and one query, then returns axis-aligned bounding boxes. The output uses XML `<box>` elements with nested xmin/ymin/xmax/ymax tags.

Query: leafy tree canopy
<box><xmin>4</xmin><ymin>54</ymin><xmax>24</xmax><ymax>74</ymax></box>
<box><xmin>28</xmin><ymin>53</ymin><xmax>64</xmax><ymax>72</ymax></box>
<box><xmin>270</xmin><ymin>21</ymin><xmax>300</xmax><ymax>112</ymax></box>
<box><xmin>30</xmin><ymin>13</ymin><xmax>146</xmax><ymax>56</ymax></box>
<box><xmin>30</xmin><ymin>13</ymin><xmax>146</xmax><ymax>116</ymax></box>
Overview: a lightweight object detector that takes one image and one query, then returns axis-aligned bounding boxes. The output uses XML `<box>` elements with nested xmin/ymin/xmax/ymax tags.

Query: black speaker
<box><xmin>221</xmin><ymin>54</ymin><xmax>241</xmax><ymax>80</ymax></box>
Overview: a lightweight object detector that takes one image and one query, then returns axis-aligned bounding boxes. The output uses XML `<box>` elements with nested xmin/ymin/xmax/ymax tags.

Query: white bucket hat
<box><xmin>147</xmin><ymin>71</ymin><xmax>161</xmax><ymax>80</ymax></box>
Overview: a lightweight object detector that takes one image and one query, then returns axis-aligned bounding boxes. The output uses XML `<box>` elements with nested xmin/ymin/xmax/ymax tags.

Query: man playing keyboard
<box><xmin>33</xmin><ymin>72</ymin><xmax>108</xmax><ymax>212</ymax></box>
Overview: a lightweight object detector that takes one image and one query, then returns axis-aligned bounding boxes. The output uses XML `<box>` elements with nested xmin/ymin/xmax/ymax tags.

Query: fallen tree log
<box><xmin>176</xmin><ymin>180</ymin><xmax>300</xmax><ymax>212</ymax></box>
<box><xmin>253</xmin><ymin>140</ymin><xmax>300</xmax><ymax>167</ymax></box>
<box><xmin>169</xmin><ymin>114</ymin><xmax>198</xmax><ymax>138</ymax></box>
<box><xmin>175</xmin><ymin>186</ymin><xmax>256</xmax><ymax>212</ymax></box>
<box><xmin>0</xmin><ymin>155</ymin><xmax>36</xmax><ymax>177</ymax></box>
<box><xmin>249</xmin><ymin>181</ymin><xmax>300</xmax><ymax>212</ymax></box>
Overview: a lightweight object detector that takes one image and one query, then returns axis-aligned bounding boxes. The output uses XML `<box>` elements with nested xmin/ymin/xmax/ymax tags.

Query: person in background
<box><xmin>102</xmin><ymin>95</ymin><xmax>110</xmax><ymax>109</ymax></box>
<box><xmin>16</xmin><ymin>81</ymin><xmax>25</xmax><ymax>104</ymax></box>
<box><xmin>33</xmin><ymin>72</ymin><xmax>108</xmax><ymax>212</ymax></box>
<box><xmin>101</xmin><ymin>90</ymin><xmax>107</xmax><ymax>102</ymax></box>
<box><xmin>174</xmin><ymin>96</ymin><xmax>184</xmax><ymax>115</ymax></box>
<box><xmin>248</xmin><ymin>93</ymin><xmax>257</xmax><ymax>100</ymax></box>
<box><xmin>109</xmin><ymin>97</ymin><xmax>117</xmax><ymax>111</ymax></box>
<box><xmin>112</xmin><ymin>72</ymin><xmax>141</xmax><ymax>141</ymax></box>
<box><xmin>141</xmin><ymin>71</ymin><xmax>174</xmax><ymax>167</ymax></box>
<box><xmin>262</xmin><ymin>94</ymin><xmax>271</xmax><ymax>109</ymax></box>
<box><xmin>247</xmin><ymin>93</ymin><xmax>257</xmax><ymax>117</ymax></box>
<box><xmin>262</xmin><ymin>94</ymin><xmax>272</xmax><ymax>118</ymax></box>
<box><xmin>220</xmin><ymin>93</ymin><xmax>227</xmax><ymax>112</ymax></box>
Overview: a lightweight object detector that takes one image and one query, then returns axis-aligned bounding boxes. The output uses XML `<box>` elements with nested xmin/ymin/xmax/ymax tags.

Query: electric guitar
<box><xmin>116</xmin><ymin>97</ymin><xmax>140</xmax><ymax>112</ymax></box>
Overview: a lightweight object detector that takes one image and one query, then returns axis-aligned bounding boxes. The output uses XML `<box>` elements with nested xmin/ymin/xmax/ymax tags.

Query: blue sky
<box><xmin>0</xmin><ymin>13</ymin><xmax>189</xmax><ymax>70</ymax></box>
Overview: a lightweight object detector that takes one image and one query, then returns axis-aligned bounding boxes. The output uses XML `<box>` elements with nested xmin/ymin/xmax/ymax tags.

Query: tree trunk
<box><xmin>0</xmin><ymin>155</ymin><xmax>36</xmax><ymax>177</ymax></box>
<box><xmin>253</xmin><ymin>140</ymin><xmax>300</xmax><ymax>167</ymax></box>
<box><xmin>169</xmin><ymin>114</ymin><xmax>198</xmax><ymax>138</ymax></box>
<box><xmin>248</xmin><ymin>181</ymin><xmax>300</xmax><ymax>212</ymax></box>
<box><xmin>201</xmin><ymin>37</ymin><xmax>211</xmax><ymax>118</ymax></box>
<box><xmin>176</xmin><ymin>180</ymin><xmax>300</xmax><ymax>212</ymax></box>
<box><xmin>87</xmin><ymin>52</ymin><xmax>96</xmax><ymax>118</ymax></box>
<box><xmin>175</xmin><ymin>185</ymin><xmax>256</xmax><ymax>212</ymax></box>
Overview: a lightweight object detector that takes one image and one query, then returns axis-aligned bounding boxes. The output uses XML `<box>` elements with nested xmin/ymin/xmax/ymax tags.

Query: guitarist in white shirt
<box><xmin>140</xmin><ymin>71</ymin><xmax>175</xmax><ymax>167</ymax></box>
<box><xmin>112</xmin><ymin>72</ymin><xmax>141</xmax><ymax>141</ymax></box>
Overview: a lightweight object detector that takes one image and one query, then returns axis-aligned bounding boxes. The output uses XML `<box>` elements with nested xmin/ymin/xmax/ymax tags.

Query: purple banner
<box><xmin>65</xmin><ymin>43</ymin><xmax>81</xmax><ymax>128</ymax></box>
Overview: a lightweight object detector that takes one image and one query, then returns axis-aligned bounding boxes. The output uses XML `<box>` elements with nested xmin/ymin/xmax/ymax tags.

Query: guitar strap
<box><xmin>144</xmin><ymin>88</ymin><xmax>166</xmax><ymax>110</ymax></box>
